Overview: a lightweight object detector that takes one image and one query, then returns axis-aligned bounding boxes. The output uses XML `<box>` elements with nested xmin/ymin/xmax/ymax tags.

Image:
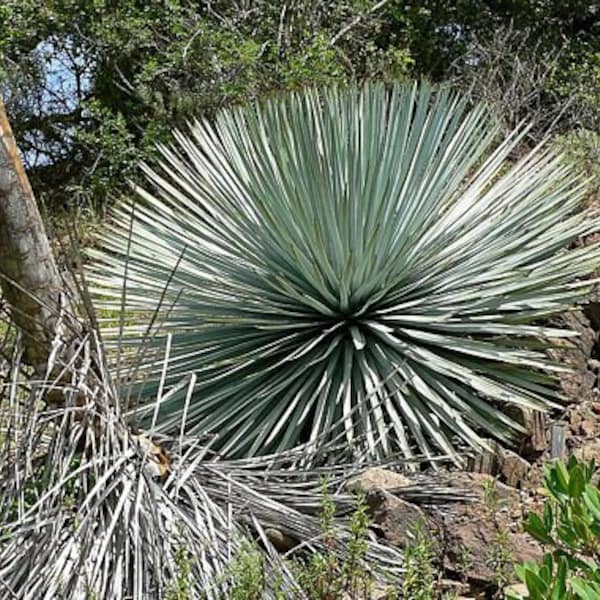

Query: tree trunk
<box><xmin>0</xmin><ymin>97</ymin><xmax>66</xmax><ymax>372</ymax></box>
<box><xmin>0</xmin><ymin>98</ymin><xmax>170</xmax><ymax>473</ymax></box>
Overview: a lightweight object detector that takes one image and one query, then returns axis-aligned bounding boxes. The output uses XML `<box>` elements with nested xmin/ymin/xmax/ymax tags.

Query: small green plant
<box><xmin>295</xmin><ymin>479</ymin><xmax>343</xmax><ymax>599</ymax></box>
<box><xmin>480</xmin><ymin>477</ymin><xmax>514</xmax><ymax>593</ymax></box>
<box><xmin>401</xmin><ymin>520</ymin><xmax>437</xmax><ymax>600</ymax></box>
<box><xmin>456</xmin><ymin>544</ymin><xmax>473</xmax><ymax>586</ymax></box>
<box><xmin>509</xmin><ymin>457</ymin><xmax>600</xmax><ymax>599</ymax></box>
<box><xmin>226</xmin><ymin>541</ymin><xmax>266</xmax><ymax>600</ymax></box>
<box><xmin>555</xmin><ymin>129</ymin><xmax>600</xmax><ymax>202</ymax></box>
<box><xmin>218</xmin><ymin>480</ymin><xmax>379</xmax><ymax>599</ymax></box>
<box><xmin>293</xmin><ymin>479</ymin><xmax>375</xmax><ymax>599</ymax></box>
<box><xmin>343</xmin><ymin>493</ymin><xmax>374</xmax><ymax>598</ymax></box>
<box><xmin>165</xmin><ymin>544</ymin><xmax>193</xmax><ymax>600</ymax></box>
<box><xmin>482</xmin><ymin>477</ymin><xmax>499</xmax><ymax>514</ymax></box>
<box><xmin>486</xmin><ymin>528</ymin><xmax>513</xmax><ymax>591</ymax></box>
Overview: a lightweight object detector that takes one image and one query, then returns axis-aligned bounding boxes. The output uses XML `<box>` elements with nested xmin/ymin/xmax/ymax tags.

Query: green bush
<box><xmin>555</xmin><ymin>130</ymin><xmax>600</xmax><ymax>203</ymax></box>
<box><xmin>510</xmin><ymin>457</ymin><xmax>600</xmax><ymax>599</ymax></box>
<box><xmin>293</xmin><ymin>481</ymin><xmax>375</xmax><ymax>600</ymax></box>
<box><xmin>401</xmin><ymin>521</ymin><xmax>436</xmax><ymax>600</ymax></box>
<box><xmin>223</xmin><ymin>483</ymin><xmax>377</xmax><ymax>600</ymax></box>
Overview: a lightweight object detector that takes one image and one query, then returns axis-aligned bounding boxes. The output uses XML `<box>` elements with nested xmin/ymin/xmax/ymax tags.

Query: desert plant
<box><xmin>481</xmin><ymin>478</ymin><xmax>514</xmax><ymax>591</ymax></box>
<box><xmin>510</xmin><ymin>457</ymin><xmax>600</xmax><ymax>599</ymax></box>
<box><xmin>90</xmin><ymin>82</ymin><xmax>600</xmax><ymax>461</ymax></box>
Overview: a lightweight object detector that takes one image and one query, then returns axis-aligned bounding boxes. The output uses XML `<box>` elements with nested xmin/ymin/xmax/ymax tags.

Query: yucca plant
<box><xmin>90</xmin><ymin>82</ymin><xmax>600</xmax><ymax>462</ymax></box>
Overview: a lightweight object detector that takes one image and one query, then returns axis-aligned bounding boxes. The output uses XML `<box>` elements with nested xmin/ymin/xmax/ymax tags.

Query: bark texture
<box><xmin>0</xmin><ymin>97</ymin><xmax>64</xmax><ymax>370</ymax></box>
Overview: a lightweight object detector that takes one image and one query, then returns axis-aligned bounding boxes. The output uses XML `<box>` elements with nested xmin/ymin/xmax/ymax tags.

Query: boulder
<box><xmin>264</xmin><ymin>528</ymin><xmax>297</xmax><ymax>552</ymax></box>
<box><xmin>364</xmin><ymin>488</ymin><xmax>439</xmax><ymax>549</ymax></box>
<box><xmin>497</xmin><ymin>448</ymin><xmax>532</xmax><ymax>488</ymax></box>
<box><xmin>468</xmin><ymin>443</ymin><xmax>532</xmax><ymax>488</ymax></box>
<box><xmin>573</xmin><ymin>438</ymin><xmax>600</xmax><ymax>462</ymax></box>
<box><xmin>346</xmin><ymin>470</ymin><xmax>543</xmax><ymax>591</ymax></box>
<box><xmin>421</xmin><ymin>474</ymin><xmax>543</xmax><ymax>586</ymax></box>
<box><xmin>550</xmin><ymin>310</ymin><xmax>597</xmax><ymax>406</ymax></box>
<box><xmin>345</xmin><ymin>467</ymin><xmax>411</xmax><ymax>494</ymax></box>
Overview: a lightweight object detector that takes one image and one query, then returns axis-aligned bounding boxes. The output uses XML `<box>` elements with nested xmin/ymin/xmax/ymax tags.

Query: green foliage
<box><xmin>486</xmin><ymin>528</ymin><xmax>514</xmax><ymax>591</ymax></box>
<box><xmin>555</xmin><ymin>130</ymin><xmax>600</xmax><ymax>202</ymax></box>
<box><xmin>455</xmin><ymin>544</ymin><xmax>473</xmax><ymax>586</ymax></box>
<box><xmin>2</xmin><ymin>0</ymin><xmax>599</xmax><ymax>213</ymax></box>
<box><xmin>511</xmin><ymin>457</ymin><xmax>600</xmax><ymax>599</ymax></box>
<box><xmin>401</xmin><ymin>521</ymin><xmax>437</xmax><ymax>600</ymax></box>
<box><xmin>294</xmin><ymin>482</ymin><xmax>374</xmax><ymax>599</ymax></box>
<box><xmin>222</xmin><ymin>485</ymin><xmax>376</xmax><ymax>600</ymax></box>
<box><xmin>165</xmin><ymin>545</ymin><xmax>193</xmax><ymax>600</ymax></box>
<box><xmin>226</xmin><ymin>541</ymin><xmax>267</xmax><ymax>600</ymax></box>
<box><xmin>0</xmin><ymin>0</ymin><xmax>411</xmax><ymax>212</ymax></box>
<box><xmin>91</xmin><ymin>82</ymin><xmax>600</xmax><ymax>461</ymax></box>
<box><xmin>344</xmin><ymin>494</ymin><xmax>373</xmax><ymax>597</ymax></box>
<box><xmin>480</xmin><ymin>477</ymin><xmax>514</xmax><ymax>591</ymax></box>
<box><xmin>482</xmin><ymin>476</ymin><xmax>500</xmax><ymax>514</ymax></box>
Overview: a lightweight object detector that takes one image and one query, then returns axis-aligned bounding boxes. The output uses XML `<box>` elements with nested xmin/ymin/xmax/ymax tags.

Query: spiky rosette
<box><xmin>90</xmin><ymin>82</ymin><xmax>600</xmax><ymax>462</ymax></box>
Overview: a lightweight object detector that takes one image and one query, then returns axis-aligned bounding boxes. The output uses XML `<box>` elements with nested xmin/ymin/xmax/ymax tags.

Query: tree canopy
<box><xmin>1</xmin><ymin>0</ymin><xmax>599</xmax><ymax>212</ymax></box>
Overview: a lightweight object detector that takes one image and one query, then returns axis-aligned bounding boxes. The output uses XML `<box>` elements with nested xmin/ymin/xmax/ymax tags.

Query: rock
<box><xmin>570</xmin><ymin>411</ymin><xmax>583</xmax><ymax>430</ymax></box>
<box><xmin>504</xmin><ymin>582</ymin><xmax>528</xmax><ymax>598</ymax></box>
<box><xmin>580</xmin><ymin>418</ymin><xmax>596</xmax><ymax>437</ymax></box>
<box><xmin>573</xmin><ymin>438</ymin><xmax>600</xmax><ymax>462</ymax></box>
<box><xmin>546</xmin><ymin>310</ymin><xmax>597</xmax><ymax>422</ymax></box>
<box><xmin>443</xmin><ymin>518</ymin><xmax>541</xmax><ymax>585</ymax></box>
<box><xmin>364</xmin><ymin>488</ymin><xmax>438</xmax><ymax>549</ymax></box>
<box><xmin>497</xmin><ymin>448</ymin><xmax>531</xmax><ymax>488</ymax></box>
<box><xmin>521</xmin><ymin>409</ymin><xmax>547</xmax><ymax>452</ymax></box>
<box><xmin>468</xmin><ymin>442</ymin><xmax>531</xmax><ymax>488</ymax></box>
<box><xmin>345</xmin><ymin>467</ymin><xmax>411</xmax><ymax>494</ymax></box>
<box><xmin>437</xmin><ymin>472</ymin><xmax>517</xmax><ymax>502</ymax></box>
<box><xmin>264</xmin><ymin>528</ymin><xmax>297</xmax><ymax>552</ymax></box>
<box><xmin>420</xmin><ymin>474</ymin><xmax>543</xmax><ymax>586</ymax></box>
<box><xmin>344</xmin><ymin>470</ymin><xmax>545</xmax><ymax>592</ymax></box>
<box><xmin>584</xmin><ymin>301</ymin><xmax>600</xmax><ymax>331</ymax></box>
<box><xmin>351</xmin><ymin>471</ymin><xmax>542</xmax><ymax>591</ymax></box>
<box><xmin>550</xmin><ymin>311</ymin><xmax>597</xmax><ymax>406</ymax></box>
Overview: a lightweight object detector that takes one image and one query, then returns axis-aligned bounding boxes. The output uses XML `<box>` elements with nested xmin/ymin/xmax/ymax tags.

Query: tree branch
<box><xmin>329</xmin><ymin>0</ymin><xmax>391</xmax><ymax>47</ymax></box>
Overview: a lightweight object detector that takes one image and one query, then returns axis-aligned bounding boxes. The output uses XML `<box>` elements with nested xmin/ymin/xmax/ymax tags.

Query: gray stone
<box><xmin>345</xmin><ymin>467</ymin><xmax>411</xmax><ymax>494</ymax></box>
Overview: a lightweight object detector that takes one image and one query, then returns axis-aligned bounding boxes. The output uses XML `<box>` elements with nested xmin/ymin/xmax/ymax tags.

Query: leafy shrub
<box><xmin>401</xmin><ymin>521</ymin><xmax>436</xmax><ymax>600</ymax></box>
<box><xmin>293</xmin><ymin>481</ymin><xmax>375</xmax><ymax>600</ymax></box>
<box><xmin>91</xmin><ymin>82</ymin><xmax>600</xmax><ymax>460</ymax></box>
<box><xmin>226</xmin><ymin>541</ymin><xmax>267</xmax><ymax>600</ymax></box>
<box><xmin>510</xmin><ymin>457</ymin><xmax>600</xmax><ymax>599</ymax></box>
<box><xmin>223</xmin><ymin>483</ymin><xmax>377</xmax><ymax>600</ymax></box>
<box><xmin>555</xmin><ymin>129</ymin><xmax>600</xmax><ymax>203</ymax></box>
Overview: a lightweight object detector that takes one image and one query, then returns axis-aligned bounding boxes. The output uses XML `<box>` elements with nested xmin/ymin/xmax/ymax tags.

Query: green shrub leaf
<box><xmin>525</xmin><ymin>568</ymin><xmax>549</xmax><ymax>599</ymax></box>
<box><xmin>569</xmin><ymin>467</ymin><xmax>585</xmax><ymax>498</ymax></box>
<box><xmin>525</xmin><ymin>514</ymin><xmax>553</xmax><ymax>545</ymax></box>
